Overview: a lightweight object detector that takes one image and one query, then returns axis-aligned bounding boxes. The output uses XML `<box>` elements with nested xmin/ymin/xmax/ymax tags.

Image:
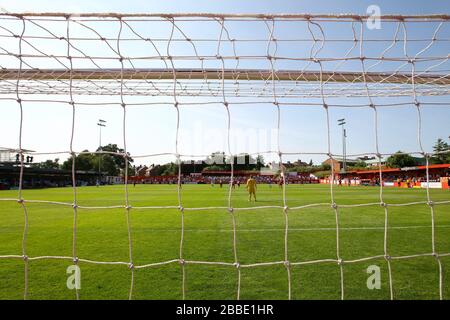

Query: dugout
<box><xmin>0</xmin><ymin>164</ymin><xmax>100</xmax><ymax>190</ymax></box>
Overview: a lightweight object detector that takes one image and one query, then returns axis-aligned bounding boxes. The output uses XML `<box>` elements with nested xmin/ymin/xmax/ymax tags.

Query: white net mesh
<box><xmin>0</xmin><ymin>13</ymin><xmax>449</xmax><ymax>300</ymax></box>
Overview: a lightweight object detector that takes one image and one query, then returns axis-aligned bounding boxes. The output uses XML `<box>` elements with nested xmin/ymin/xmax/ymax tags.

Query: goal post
<box><xmin>0</xmin><ymin>12</ymin><xmax>449</xmax><ymax>300</ymax></box>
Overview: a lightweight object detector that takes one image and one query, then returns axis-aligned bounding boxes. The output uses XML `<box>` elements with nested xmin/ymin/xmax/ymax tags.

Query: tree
<box><xmin>33</xmin><ymin>158</ymin><xmax>60</xmax><ymax>169</ymax></box>
<box><xmin>91</xmin><ymin>154</ymin><xmax>119</xmax><ymax>176</ymax></box>
<box><xmin>386</xmin><ymin>151</ymin><xmax>418</xmax><ymax>168</ymax></box>
<box><xmin>349</xmin><ymin>160</ymin><xmax>367</xmax><ymax>169</ymax></box>
<box><xmin>162</xmin><ymin>162</ymin><xmax>178</xmax><ymax>175</ymax></box>
<box><xmin>61</xmin><ymin>144</ymin><xmax>134</xmax><ymax>176</ymax></box>
<box><xmin>148</xmin><ymin>164</ymin><xmax>168</xmax><ymax>176</ymax></box>
<box><xmin>62</xmin><ymin>151</ymin><xmax>96</xmax><ymax>171</ymax></box>
<box><xmin>97</xmin><ymin>144</ymin><xmax>134</xmax><ymax>175</ymax></box>
<box><xmin>431</xmin><ymin>138</ymin><xmax>450</xmax><ymax>164</ymax></box>
<box><xmin>255</xmin><ymin>155</ymin><xmax>265</xmax><ymax>170</ymax></box>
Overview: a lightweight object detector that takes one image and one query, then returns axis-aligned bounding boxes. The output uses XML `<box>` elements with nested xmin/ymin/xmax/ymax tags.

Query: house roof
<box><xmin>348</xmin><ymin>163</ymin><xmax>450</xmax><ymax>174</ymax></box>
<box><xmin>0</xmin><ymin>147</ymin><xmax>35</xmax><ymax>153</ymax></box>
<box><xmin>323</xmin><ymin>157</ymin><xmax>359</xmax><ymax>163</ymax></box>
<box><xmin>365</xmin><ymin>158</ymin><xmax>386</xmax><ymax>164</ymax></box>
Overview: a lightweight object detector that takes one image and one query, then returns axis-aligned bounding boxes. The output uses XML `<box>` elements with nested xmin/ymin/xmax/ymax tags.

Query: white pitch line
<box><xmin>136</xmin><ymin>225</ymin><xmax>450</xmax><ymax>233</ymax></box>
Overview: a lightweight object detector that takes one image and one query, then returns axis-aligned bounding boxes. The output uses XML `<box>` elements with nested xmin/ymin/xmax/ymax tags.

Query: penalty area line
<box><xmin>139</xmin><ymin>225</ymin><xmax>450</xmax><ymax>233</ymax></box>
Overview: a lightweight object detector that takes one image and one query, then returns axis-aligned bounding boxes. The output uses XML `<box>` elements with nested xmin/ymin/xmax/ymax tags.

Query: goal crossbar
<box><xmin>1</xmin><ymin>12</ymin><xmax>449</xmax><ymax>20</ymax></box>
<box><xmin>1</xmin><ymin>68</ymin><xmax>449</xmax><ymax>84</ymax></box>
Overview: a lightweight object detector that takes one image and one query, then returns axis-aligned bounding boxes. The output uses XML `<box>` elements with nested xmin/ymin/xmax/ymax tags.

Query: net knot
<box><xmin>380</xmin><ymin>202</ymin><xmax>387</xmax><ymax>208</ymax></box>
<box><xmin>432</xmin><ymin>253</ymin><xmax>439</xmax><ymax>259</ymax></box>
<box><xmin>128</xmin><ymin>263</ymin><xmax>134</xmax><ymax>270</ymax></box>
<box><xmin>67</xmin><ymin>56</ymin><xmax>72</xmax><ymax>60</ymax></box>
<box><xmin>228</xmin><ymin>207</ymin><xmax>234</xmax><ymax>213</ymax></box>
<box><xmin>179</xmin><ymin>259</ymin><xmax>185</xmax><ymax>265</ymax></box>
<box><xmin>284</xmin><ymin>261</ymin><xmax>290</xmax><ymax>268</ymax></box>
<box><xmin>369</xmin><ymin>103</ymin><xmax>375</xmax><ymax>109</ymax></box>
<box><xmin>16</xmin><ymin>98</ymin><xmax>22</xmax><ymax>104</ymax></box>
<box><xmin>73</xmin><ymin>257</ymin><xmax>79</xmax><ymax>264</ymax></box>
<box><xmin>69</xmin><ymin>101</ymin><xmax>75</xmax><ymax>106</ymax></box>
<box><xmin>174</xmin><ymin>102</ymin><xmax>179</xmax><ymax>108</ymax></box>
<box><xmin>17</xmin><ymin>199</ymin><xmax>24</xmax><ymax>204</ymax></box>
<box><xmin>283</xmin><ymin>206</ymin><xmax>289</xmax><ymax>213</ymax></box>
<box><xmin>414</xmin><ymin>101</ymin><xmax>420</xmax><ymax>107</ymax></box>
<box><xmin>125</xmin><ymin>205</ymin><xmax>132</xmax><ymax>210</ymax></box>
<box><xmin>178</xmin><ymin>206</ymin><xmax>184</xmax><ymax>212</ymax></box>
<box><xmin>233</xmin><ymin>262</ymin><xmax>240</xmax><ymax>269</ymax></box>
<box><xmin>121</xmin><ymin>103</ymin><xmax>126</xmax><ymax>108</ymax></box>
<box><xmin>331</xmin><ymin>202</ymin><xmax>338</xmax><ymax>209</ymax></box>
<box><xmin>322</xmin><ymin>103</ymin><xmax>328</xmax><ymax>109</ymax></box>
<box><xmin>223</xmin><ymin>102</ymin><xmax>229</xmax><ymax>107</ymax></box>
<box><xmin>337</xmin><ymin>258</ymin><xmax>343</xmax><ymax>266</ymax></box>
<box><xmin>384</xmin><ymin>255</ymin><xmax>391</xmax><ymax>261</ymax></box>
<box><xmin>23</xmin><ymin>255</ymin><xmax>28</xmax><ymax>261</ymax></box>
<box><xmin>360</xmin><ymin>56</ymin><xmax>366</xmax><ymax>61</ymax></box>
<box><xmin>427</xmin><ymin>201</ymin><xmax>434</xmax><ymax>207</ymax></box>
<box><xmin>59</xmin><ymin>36</ymin><xmax>65</xmax><ymax>41</ymax></box>
<box><xmin>73</xmin><ymin>203</ymin><xmax>78</xmax><ymax>209</ymax></box>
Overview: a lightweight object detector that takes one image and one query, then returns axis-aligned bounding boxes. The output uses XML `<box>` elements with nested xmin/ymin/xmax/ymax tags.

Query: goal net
<box><xmin>0</xmin><ymin>12</ymin><xmax>449</xmax><ymax>300</ymax></box>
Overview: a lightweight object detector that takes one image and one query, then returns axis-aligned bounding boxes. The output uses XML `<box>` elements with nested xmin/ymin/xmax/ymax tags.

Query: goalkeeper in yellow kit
<box><xmin>246</xmin><ymin>176</ymin><xmax>257</xmax><ymax>202</ymax></box>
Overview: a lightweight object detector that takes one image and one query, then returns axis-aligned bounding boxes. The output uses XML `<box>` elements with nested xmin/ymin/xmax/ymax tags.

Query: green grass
<box><xmin>0</xmin><ymin>184</ymin><xmax>449</xmax><ymax>300</ymax></box>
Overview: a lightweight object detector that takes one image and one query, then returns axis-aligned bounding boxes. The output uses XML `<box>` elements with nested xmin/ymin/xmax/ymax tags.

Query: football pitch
<box><xmin>0</xmin><ymin>184</ymin><xmax>449</xmax><ymax>300</ymax></box>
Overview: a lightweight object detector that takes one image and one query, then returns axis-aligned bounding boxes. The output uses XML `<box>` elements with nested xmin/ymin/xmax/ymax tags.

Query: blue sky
<box><xmin>0</xmin><ymin>0</ymin><xmax>449</xmax><ymax>167</ymax></box>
